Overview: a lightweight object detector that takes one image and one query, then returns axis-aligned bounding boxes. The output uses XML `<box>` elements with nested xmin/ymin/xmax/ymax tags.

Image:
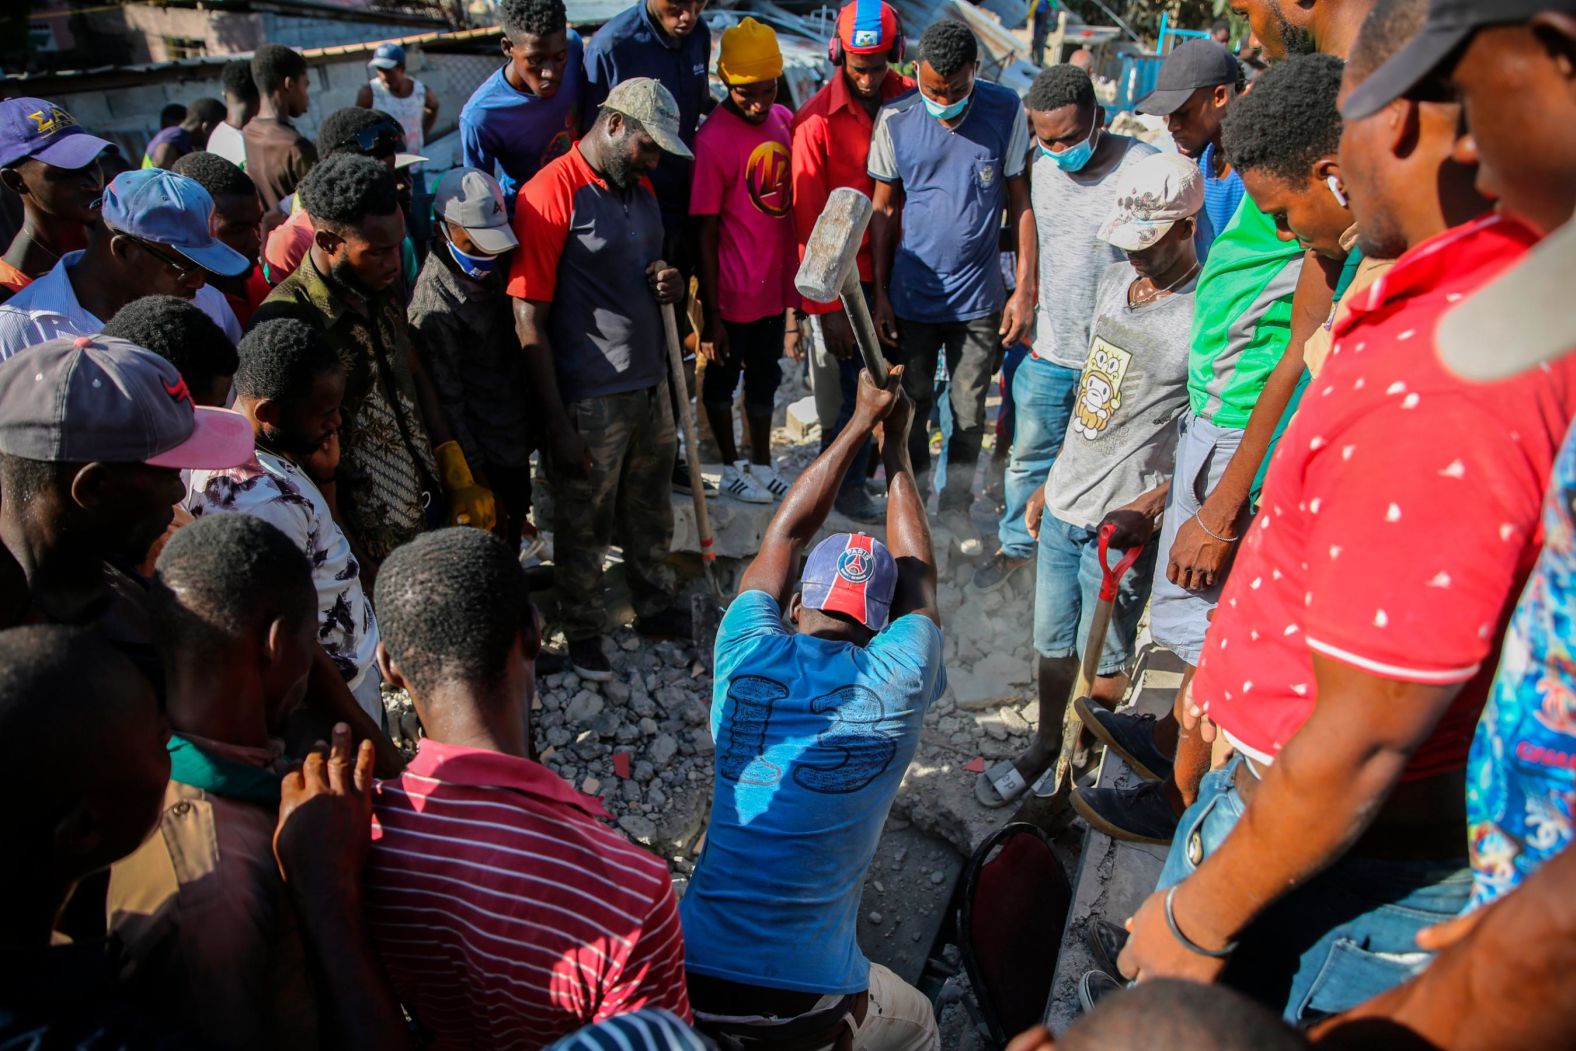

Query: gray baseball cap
<box><xmin>0</xmin><ymin>334</ymin><xmax>253</xmax><ymax>469</ymax></box>
<box><xmin>599</xmin><ymin>77</ymin><xmax>693</xmax><ymax>160</ymax></box>
<box><xmin>433</xmin><ymin>168</ymin><xmax>518</xmax><ymax>254</ymax></box>
<box><xmin>1136</xmin><ymin>40</ymin><xmax>1242</xmax><ymax>116</ymax></box>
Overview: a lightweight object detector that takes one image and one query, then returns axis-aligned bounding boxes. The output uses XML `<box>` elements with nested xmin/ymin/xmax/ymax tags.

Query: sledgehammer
<box><xmin>795</xmin><ymin>187</ymin><xmax>891</xmax><ymax>389</ymax></box>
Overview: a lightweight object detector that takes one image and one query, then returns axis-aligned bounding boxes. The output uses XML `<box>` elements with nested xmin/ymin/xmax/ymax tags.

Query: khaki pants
<box><xmin>845</xmin><ymin>964</ymin><xmax>940</xmax><ymax>1051</ymax></box>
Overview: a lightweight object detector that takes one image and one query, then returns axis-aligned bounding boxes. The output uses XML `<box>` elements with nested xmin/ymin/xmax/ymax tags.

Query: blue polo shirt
<box><xmin>680</xmin><ymin>590</ymin><xmax>946</xmax><ymax>994</ymax></box>
<box><xmin>1194</xmin><ymin>140</ymin><xmax>1245</xmax><ymax>262</ymax></box>
<box><xmin>867</xmin><ymin>82</ymin><xmax>1029</xmax><ymax>325</ymax></box>
<box><xmin>583</xmin><ymin>2</ymin><xmax>710</xmax><ymax>238</ymax></box>
<box><xmin>459</xmin><ymin>34</ymin><xmax>584</xmax><ymax>204</ymax></box>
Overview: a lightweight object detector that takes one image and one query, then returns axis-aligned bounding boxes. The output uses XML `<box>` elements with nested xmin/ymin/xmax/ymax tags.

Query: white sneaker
<box><xmin>751</xmin><ymin>462</ymin><xmax>791</xmax><ymax>500</ymax></box>
<box><xmin>722</xmin><ymin>461</ymin><xmax>772</xmax><ymax>503</ymax></box>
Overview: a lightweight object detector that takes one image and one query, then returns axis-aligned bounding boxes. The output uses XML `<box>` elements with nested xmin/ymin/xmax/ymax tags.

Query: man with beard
<box><xmin>509</xmin><ymin>77</ymin><xmax>691</xmax><ymax>682</ymax></box>
<box><xmin>1229</xmin><ymin>0</ymin><xmax>1377</xmax><ymax>57</ymax></box>
<box><xmin>188</xmin><ymin>319</ymin><xmax>383</xmax><ymax>724</ymax></box>
<box><xmin>253</xmin><ymin>154</ymin><xmax>494</xmax><ymax>580</ymax></box>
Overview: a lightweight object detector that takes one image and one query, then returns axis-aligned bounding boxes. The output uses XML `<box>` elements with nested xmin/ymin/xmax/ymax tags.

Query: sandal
<box><xmin>975</xmin><ymin>760</ymin><xmax>1029</xmax><ymax>808</ymax></box>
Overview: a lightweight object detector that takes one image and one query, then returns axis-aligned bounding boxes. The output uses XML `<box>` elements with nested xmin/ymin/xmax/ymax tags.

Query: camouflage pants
<box><xmin>553</xmin><ymin>383</ymin><xmax>678</xmax><ymax>641</ymax></box>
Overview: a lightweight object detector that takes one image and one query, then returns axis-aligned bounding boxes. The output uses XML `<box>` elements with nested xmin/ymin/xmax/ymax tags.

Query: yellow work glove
<box><xmin>435</xmin><ymin>441</ymin><xmax>497</xmax><ymax>532</ymax></box>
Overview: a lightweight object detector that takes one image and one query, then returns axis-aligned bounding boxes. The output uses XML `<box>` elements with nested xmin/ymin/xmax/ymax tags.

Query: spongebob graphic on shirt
<box><xmin>1072</xmin><ymin>337</ymin><xmax>1132</xmax><ymax>440</ymax></box>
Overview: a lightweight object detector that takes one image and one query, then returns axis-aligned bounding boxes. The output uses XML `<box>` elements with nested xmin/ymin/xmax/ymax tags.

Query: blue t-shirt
<box><xmin>680</xmin><ymin>590</ymin><xmax>946</xmax><ymax>994</ymax></box>
<box><xmin>583</xmin><ymin>2</ymin><xmax>710</xmax><ymax>237</ymax></box>
<box><xmin>1194</xmin><ymin>141</ymin><xmax>1245</xmax><ymax>263</ymax></box>
<box><xmin>459</xmin><ymin>36</ymin><xmax>584</xmax><ymax>203</ymax></box>
<box><xmin>866</xmin><ymin>82</ymin><xmax>1030</xmax><ymax>325</ymax></box>
<box><xmin>1466</xmin><ymin>423</ymin><xmax>1576</xmax><ymax>909</ymax></box>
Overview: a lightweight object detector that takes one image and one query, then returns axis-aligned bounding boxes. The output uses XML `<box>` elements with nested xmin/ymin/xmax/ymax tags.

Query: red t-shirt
<box><xmin>1195</xmin><ymin>215</ymin><xmax>1576</xmax><ymax>779</ymax></box>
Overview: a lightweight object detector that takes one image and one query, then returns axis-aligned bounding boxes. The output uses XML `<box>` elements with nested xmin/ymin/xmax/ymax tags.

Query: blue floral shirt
<box><xmin>1467</xmin><ymin>423</ymin><xmax>1576</xmax><ymax>908</ymax></box>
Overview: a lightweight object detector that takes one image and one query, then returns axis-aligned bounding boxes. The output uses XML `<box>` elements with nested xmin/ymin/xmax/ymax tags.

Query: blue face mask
<box><xmin>1041</xmin><ymin>118</ymin><xmax>1100</xmax><ymax>173</ymax></box>
<box><xmin>921</xmin><ymin>85</ymin><xmax>972</xmax><ymax>121</ymax></box>
<box><xmin>447</xmin><ymin>239</ymin><xmax>501</xmax><ymax>280</ymax></box>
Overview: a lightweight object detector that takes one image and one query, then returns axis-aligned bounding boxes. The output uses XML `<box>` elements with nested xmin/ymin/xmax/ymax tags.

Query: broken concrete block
<box><xmin>785</xmin><ymin>395</ymin><xmax>821</xmax><ymax>442</ymax></box>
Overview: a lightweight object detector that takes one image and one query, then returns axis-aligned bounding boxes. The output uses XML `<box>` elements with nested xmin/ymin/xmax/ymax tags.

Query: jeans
<box><xmin>1158</xmin><ymin>757</ymin><xmax>1474</xmax><ymax>1024</ymax></box>
<box><xmin>998</xmin><ymin>356</ymin><xmax>1080</xmax><ymax>560</ymax></box>
<box><xmin>890</xmin><ymin>314</ymin><xmax>1003</xmax><ymax>509</ymax></box>
<box><xmin>1032</xmin><ymin>513</ymin><xmax>1156</xmax><ymax>672</ymax></box>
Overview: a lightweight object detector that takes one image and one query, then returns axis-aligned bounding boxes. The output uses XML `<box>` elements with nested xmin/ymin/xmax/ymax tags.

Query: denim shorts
<box><xmin>1157</xmin><ymin>757</ymin><xmax>1473</xmax><ymax>1024</ymax></box>
<box><xmin>1032</xmin><ymin>513</ymin><xmax>1157</xmax><ymax>674</ymax></box>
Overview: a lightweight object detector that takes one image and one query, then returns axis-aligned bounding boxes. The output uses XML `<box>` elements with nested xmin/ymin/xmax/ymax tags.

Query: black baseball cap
<box><xmin>1342</xmin><ymin>0</ymin><xmax>1576</xmax><ymax>120</ymax></box>
<box><xmin>1136</xmin><ymin>40</ymin><xmax>1241</xmax><ymax>116</ymax></box>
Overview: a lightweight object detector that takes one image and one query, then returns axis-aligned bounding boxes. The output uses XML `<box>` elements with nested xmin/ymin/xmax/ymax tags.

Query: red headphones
<box><xmin>828</xmin><ymin>3</ymin><xmax>906</xmax><ymax>66</ymax></box>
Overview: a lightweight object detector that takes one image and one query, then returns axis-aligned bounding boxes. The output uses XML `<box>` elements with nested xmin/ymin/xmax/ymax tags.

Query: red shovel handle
<box><xmin>1097</xmin><ymin>522</ymin><xmax>1144</xmax><ymax>602</ymax></box>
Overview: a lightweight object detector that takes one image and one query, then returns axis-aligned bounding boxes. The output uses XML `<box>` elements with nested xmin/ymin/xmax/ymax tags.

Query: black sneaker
<box><xmin>635</xmin><ymin>605</ymin><xmax>693</xmax><ymax>641</ymax></box>
<box><xmin>672</xmin><ymin>458</ymin><xmax>718</xmax><ymax>496</ymax></box>
<box><xmin>534</xmin><ymin>649</ymin><xmax>568</xmax><ymax>676</ymax></box>
<box><xmin>970</xmin><ymin>550</ymin><xmax>1031</xmax><ymax>592</ymax></box>
<box><xmin>1073</xmin><ymin>697</ymin><xmax>1174</xmax><ymax>782</ymax></box>
<box><xmin>833</xmin><ymin>486</ymin><xmax>884</xmax><ymax>523</ymax></box>
<box><xmin>1084</xmin><ymin>918</ymin><xmax>1128</xmax><ymax>977</ymax></box>
<box><xmin>568</xmin><ymin>638</ymin><xmax>612</xmax><ymax>682</ymax></box>
<box><xmin>1071</xmin><ymin>781</ymin><xmax>1181</xmax><ymax>845</ymax></box>
<box><xmin>1078</xmin><ymin>970</ymin><xmax>1125</xmax><ymax>1014</ymax></box>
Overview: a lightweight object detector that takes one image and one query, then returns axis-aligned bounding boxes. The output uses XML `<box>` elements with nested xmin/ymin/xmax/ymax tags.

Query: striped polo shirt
<box><xmin>366</xmin><ymin>740</ymin><xmax>690</xmax><ymax>1049</ymax></box>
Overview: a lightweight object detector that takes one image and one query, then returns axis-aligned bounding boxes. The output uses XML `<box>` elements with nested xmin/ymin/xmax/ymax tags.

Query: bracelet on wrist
<box><xmin>1191</xmin><ymin>511</ymin><xmax>1240</xmax><ymax>543</ymax></box>
<box><xmin>1164</xmin><ymin>885</ymin><xmax>1238</xmax><ymax>959</ymax></box>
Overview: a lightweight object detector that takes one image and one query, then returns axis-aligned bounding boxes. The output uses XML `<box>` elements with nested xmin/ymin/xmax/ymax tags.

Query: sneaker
<box><xmin>751</xmin><ymin>462</ymin><xmax>791</xmax><ymax>500</ymax></box>
<box><xmin>971</xmin><ymin>550</ymin><xmax>1031</xmax><ymax>592</ymax></box>
<box><xmin>721</xmin><ymin>461</ymin><xmax>772</xmax><ymax>504</ymax></box>
<box><xmin>568</xmin><ymin>638</ymin><xmax>612</xmax><ymax>682</ymax></box>
<box><xmin>1078</xmin><ymin>970</ymin><xmax>1125</xmax><ymax>1014</ymax></box>
<box><xmin>672</xmin><ymin>458</ymin><xmax>718</xmax><ymax>496</ymax></box>
<box><xmin>834</xmin><ymin>486</ymin><xmax>884</xmax><ymax>524</ymax></box>
<box><xmin>1071</xmin><ymin>781</ymin><xmax>1181</xmax><ymax>845</ymax></box>
<box><xmin>1084</xmin><ymin>918</ymin><xmax>1129</xmax><ymax>977</ymax></box>
<box><xmin>1073</xmin><ymin>699</ymin><xmax>1174</xmax><ymax>783</ymax></box>
<box><xmin>534</xmin><ymin>648</ymin><xmax>568</xmax><ymax>676</ymax></box>
<box><xmin>635</xmin><ymin>604</ymin><xmax>693</xmax><ymax>641</ymax></box>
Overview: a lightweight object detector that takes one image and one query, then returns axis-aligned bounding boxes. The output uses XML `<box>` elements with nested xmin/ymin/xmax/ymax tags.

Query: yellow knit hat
<box><xmin>717</xmin><ymin>17</ymin><xmax>783</xmax><ymax>85</ymax></box>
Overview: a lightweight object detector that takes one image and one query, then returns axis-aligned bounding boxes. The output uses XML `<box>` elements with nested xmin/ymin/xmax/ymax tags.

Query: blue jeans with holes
<box><xmin>1032</xmin><ymin>513</ymin><xmax>1156</xmax><ymax>673</ymax></box>
<box><xmin>998</xmin><ymin>356</ymin><xmax>1080</xmax><ymax>559</ymax></box>
<box><xmin>1157</xmin><ymin>757</ymin><xmax>1473</xmax><ymax>1024</ymax></box>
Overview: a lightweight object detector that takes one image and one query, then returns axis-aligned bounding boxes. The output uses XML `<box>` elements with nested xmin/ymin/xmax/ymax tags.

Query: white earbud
<box><xmin>1327</xmin><ymin>175</ymin><xmax>1349</xmax><ymax>208</ymax></box>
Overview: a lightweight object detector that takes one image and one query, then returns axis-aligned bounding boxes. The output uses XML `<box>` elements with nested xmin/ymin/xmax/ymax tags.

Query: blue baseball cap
<box><xmin>99</xmin><ymin>169</ymin><xmax>250</xmax><ymax>277</ymax></box>
<box><xmin>369</xmin><ymin>43</ymin><xmax>407</xmax><ymax>69</ymax></box>
<box><xmin>801</xmin><ymin>532</ymin><xmax>898</xmax><ymax>631</ymax></box>
<box><xmin>0</xmin><ymin>97</ymin><xmax>116</xmax><ymax>171</ymax></box>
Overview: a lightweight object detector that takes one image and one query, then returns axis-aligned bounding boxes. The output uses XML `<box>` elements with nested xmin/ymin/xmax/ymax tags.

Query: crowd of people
<box><xmin>0</xmin><ymin>0</ymin><xmax>1574</xmax><ymax>1047</ymax></box>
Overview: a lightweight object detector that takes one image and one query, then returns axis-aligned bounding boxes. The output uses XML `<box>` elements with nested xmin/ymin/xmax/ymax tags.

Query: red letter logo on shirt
<box><xmin>745</xmin><ymin>141</ymin><xmax>791</xmax><ymax>218</ymax></box>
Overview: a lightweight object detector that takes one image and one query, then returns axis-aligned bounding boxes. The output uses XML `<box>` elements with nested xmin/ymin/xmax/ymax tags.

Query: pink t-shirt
<box><xmin>690</xmin><ymin>103</ymin><xmax>796</xmax><ymax>323</ymax></box>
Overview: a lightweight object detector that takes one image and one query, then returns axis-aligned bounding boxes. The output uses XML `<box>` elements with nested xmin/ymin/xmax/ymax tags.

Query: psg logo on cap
<box><xmin>837</xmin><ymin>547</ymin><xmax>874</xmax><ymax>583</ymax></box>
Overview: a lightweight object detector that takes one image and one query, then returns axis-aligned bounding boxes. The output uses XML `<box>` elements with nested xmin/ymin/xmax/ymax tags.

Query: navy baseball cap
<box><xmin>99</xmin><ymin>169</ymin><xmax>249</xmax><ymax>278</ymax></box>
<box><xmin>801</xmin><ymin>532</ymin><xmax>898</xmax><ymax>631</ymax></box>
<box><xmin>1343</xmin><ymin>0</ymin><xmax>1576</xmax><ymax>120</ymax></box>
<box><xmin>0</xmin><ymin>97</ymin><xmax>116</xmax><ymax>171</ymax></box>
<box><xmin>1136</xmin><ymin>40</ymin><xmax>1241</xmax><ymax>116</ymax></box>
<box><xmin>369</xmin><ymin>43</ymin><xmax>407</xmax><ymax>69</ymax></box>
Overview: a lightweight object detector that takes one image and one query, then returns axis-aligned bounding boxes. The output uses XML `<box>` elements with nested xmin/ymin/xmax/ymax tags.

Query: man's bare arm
<box><xmin>869</xmin><ymin>180</ymin><xmax>903</xmax><ymax>348</ymax></box>
<box><xmin>877</xmin><ymin>383</ymin><xmax>937</xmax><ymax>625</ymax></box>
<box><xmin>1001</xmin><ymin>174</ymin><xmax>1037</xmax><ymax>348</ymax></box>
<box><xmin>514</xmin><ymin>297</ymin><xmax>590</xmax><ymax>479</ymax></box>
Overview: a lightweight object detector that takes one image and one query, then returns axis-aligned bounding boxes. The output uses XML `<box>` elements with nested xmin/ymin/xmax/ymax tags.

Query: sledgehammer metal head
<box><xmin>795</xmin><ymin>187</ymin><xmax>873</xmax><ymax>302</ymax></box>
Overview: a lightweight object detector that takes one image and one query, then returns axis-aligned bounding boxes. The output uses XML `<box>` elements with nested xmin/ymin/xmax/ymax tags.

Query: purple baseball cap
<box><xmin>100</xmin><ymin>168</ymin><xmax>250</xmax><ymax>277</ymax></box>
<box><xmin>0</xmin><ymin>335</ymin><xmax>253</xmax><ymax>469</ymax></box>
<box><xmin>0</xmin><ymin>97</ymin><xmax>116</xmax><ymax>171</ymax></box>
<box><xmin>801</xmin><ymin>532</ymin><xmax>898</xmax><ymax>631</ymax></box>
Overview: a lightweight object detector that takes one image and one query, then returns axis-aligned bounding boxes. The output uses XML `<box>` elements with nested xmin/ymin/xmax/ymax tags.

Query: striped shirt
<box><xmin>367</xmin><ymin>740</ymin><xmax>691</xmax><ymax>1050</ymax></box>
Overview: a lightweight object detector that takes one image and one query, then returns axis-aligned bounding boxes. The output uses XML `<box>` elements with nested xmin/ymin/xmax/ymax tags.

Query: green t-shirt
<box><xmin>1186</xmin><ymin>196</ymin><xmax>1304</xmax><ymax>427</ymax></box>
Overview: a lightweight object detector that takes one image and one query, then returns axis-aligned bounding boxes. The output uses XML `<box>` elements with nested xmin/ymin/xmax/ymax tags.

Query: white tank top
<box><xmin>368</xmin><ymin>76</ymin><xmax>426</xmax><ymax>160</ymax></box>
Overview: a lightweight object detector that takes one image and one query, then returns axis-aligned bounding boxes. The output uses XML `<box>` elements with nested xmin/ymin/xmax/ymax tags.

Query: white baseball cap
<box><xmin>1098</xmin><ymin>152</ymin><xmax>1205</xmax><ymax>253</ymax></box>
<box><xmin>433</xmin><ymin>168</ymin><xmax>518</xmax><ymax>255</ymax></box>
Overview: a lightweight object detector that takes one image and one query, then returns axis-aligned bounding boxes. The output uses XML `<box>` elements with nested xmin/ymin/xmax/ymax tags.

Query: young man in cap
<box><xmin>410</xmin><ymin>168</ymin><xmax>537</xmax><ymax>549</ymax></box>
<box><xmin>142</xmin><ymin>98</ymin><xmax>225</xmax><ymax>170</ymax></box>
<box><xmin>358</xmin><ymin>43</ymin><xmax>439</xmax><ymax>250</ymax></box>
<box><xmin>1134</xmin><ymin>39</ymin><xmax>1245</xmax><ymax>259</ymax></box>
<box><xmin>868</xmin><ymin>20</ymin><xmax>1035</xmax><ymax>548</ymax></box>
<box><xmin>980</xmin><ymin>152</ymin><xmax>1202</xmax><ymax>811</ymax></box>
<box><xmin>693</xmin><ymin>17</ymin><xmax>795</xmax><ymax>506</ymax></box>
<box><xmin>791</xmin><ymin>0</ymin><xmax>912</xmax><ymax>524</ymax></box>
<box><xmin>106</xmin><ymin>513</ymin><xmax>321</xmax><ymax>1049</ymax></box>
<box><xmin>0</xmin><ymin>167</ymin><xmax>248</xmax><ymax>359</ymax></box>
<box><xmin>171</xmin><ymin>150</ymin><xmax>268</xmax><ymax>326</ymax></box>
<box><xmin>245</xmin><ymin>44</ymin><xmax>316</xmax><ymax>212</ymax></box>
<box><xmin>0</xmin><ymin>97</ymin><xmax>116</xmax><ymax>297</ymax></box>
<box><xmin>509</xmin><ymin>77</ymin><xmax>692</xmax><ymax>681</ymax></box>
<box><xmin>681</xmin><ymin>366</ymin><xmax>942</xmax><ymax>1050</ymax></box>
<box><xmin>1115</xmin><ymin>45</ymin><xmax>1576</xmax><ymax>1022</ymax></box>
<box><xmin>365</xmin><ymin>528</ymin><xmax>691</xmax><ymax>1045</ymax></box>
<box><xmin>207</xmin><ymin>58</ymin><xmax>257</xmax><ymax>169</ymax></box>
<box><xmin>970</xmin><ymin>64</ymin><xmax>1156</xmax><ymax>609</ymax></box>
<box><xmin>254</xmin><ymin>154</ymin><xmax>491</xmax><ymax>576</ymax></box>
<box><xmin>462</xmin><ymin>0</ymin><xmax>585</xmax><ymax>205</ymax></box>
